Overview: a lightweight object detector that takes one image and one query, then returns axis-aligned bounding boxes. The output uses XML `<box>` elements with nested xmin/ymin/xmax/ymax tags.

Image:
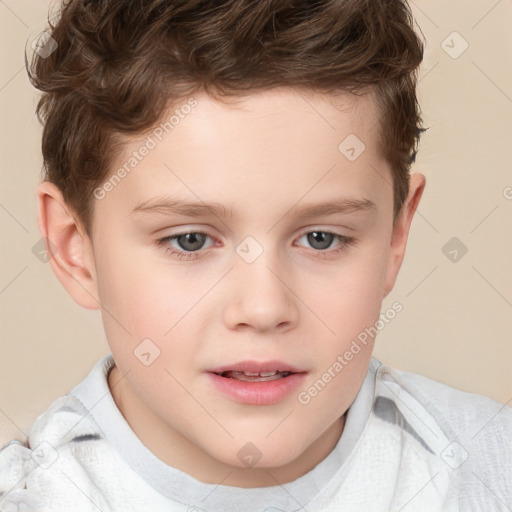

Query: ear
<box><xmin>36</xmin><ymin>181</ymin><xmax>100</xmax><ymax>310</ymax></box>
<box><xmin>382</xmin><ymin>173</ymin><xmax>426</xmax><ymax>298</ymax></box>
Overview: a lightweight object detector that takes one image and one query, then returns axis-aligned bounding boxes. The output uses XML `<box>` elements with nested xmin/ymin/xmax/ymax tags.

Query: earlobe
<box><xmin>382</xmin><ymin>173</ymin><xmax>426</xmax><ymax>298</ymax></box>
<box><xmin>37</xmin><ymin>181</ymin><xmax>100</xmax><ymax>310</ymax></box>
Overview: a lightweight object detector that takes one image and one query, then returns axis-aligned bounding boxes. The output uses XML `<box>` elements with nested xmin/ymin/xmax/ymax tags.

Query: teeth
<box><xmin>219</xmin><ymin>370</ymin><xmax>291</xmax><ymax>382</ymax></box>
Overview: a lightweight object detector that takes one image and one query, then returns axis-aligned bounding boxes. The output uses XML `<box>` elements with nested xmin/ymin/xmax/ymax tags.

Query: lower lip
<box><xmin>206</xmin><ymin>372</ymin><xmax>307</xmax><ymax>405</ymax></box>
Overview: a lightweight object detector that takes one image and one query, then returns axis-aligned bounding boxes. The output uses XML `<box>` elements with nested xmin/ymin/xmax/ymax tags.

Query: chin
<box><xmin>209</xmin><ymin>437</ymin><xmax>305</xmax><ymax>471</ymax></box>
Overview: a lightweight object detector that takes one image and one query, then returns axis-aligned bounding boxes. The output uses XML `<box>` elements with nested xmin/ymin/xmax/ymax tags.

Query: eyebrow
<box><xmin>130</xmin><ymin>195</ymin><xmax>376</xmax><ymax>219</ymax></box>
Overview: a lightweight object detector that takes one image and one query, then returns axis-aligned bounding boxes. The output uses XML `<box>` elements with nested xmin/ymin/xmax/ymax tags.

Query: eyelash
<box><xmin>155</xmin><ymin>230</ymin><xmax>356</xmax><ymax>261</ymax></box>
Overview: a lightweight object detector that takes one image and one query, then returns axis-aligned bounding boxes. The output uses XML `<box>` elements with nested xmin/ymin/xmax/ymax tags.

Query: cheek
<box><xmin>94</xmin><ymin>245</ymin><xmax>205</xmax><ymax>373</ymax></box>
<box><xmin>294</xmin><ymin>253</ymin><xmax>386</xmax><ymax>426</ymax></box>
<box><xmin>306</xmin><ymin>244</ymin><xmax>388</xmax><ymax>332</ymax></box>
<box><xmin>294</xmin><ymin>243</ymin><xmax>388</xmax><ymax>403</ymax></box>
<box><xmin>94</xmin><ymin>240</ymin><xmax>179</xmax><ymax>330</ymax></box>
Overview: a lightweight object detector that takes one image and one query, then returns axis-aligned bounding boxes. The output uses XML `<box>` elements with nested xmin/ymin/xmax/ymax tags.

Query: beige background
<box><xmin>1</xmin><ymin>0</ymin><xmax>511</xmax><ymax>446</ymax></box>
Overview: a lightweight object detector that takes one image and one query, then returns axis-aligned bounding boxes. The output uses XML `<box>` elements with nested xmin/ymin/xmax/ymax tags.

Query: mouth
<box><xmin>206</xmin><ymin>360</ymin><xmax>307</xmax><ymax>404</ymax></box>
<box><xmin>213</xmin><ymin>370</ymin><xmax>293</xmax><ymax>382</ymax></box>
<box><xmin>207</xmin><ymin>360</ymin><xmax>305</xmax><ymax>381</ymax></box>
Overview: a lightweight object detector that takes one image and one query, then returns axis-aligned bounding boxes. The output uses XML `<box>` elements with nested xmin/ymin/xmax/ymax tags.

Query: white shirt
<box><xmin>0</xmin><ymin>355</ymin><xmax>510</xmax><ymax>511</ymax></box>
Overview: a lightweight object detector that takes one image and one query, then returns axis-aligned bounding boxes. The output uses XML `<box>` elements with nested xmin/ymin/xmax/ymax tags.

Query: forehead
<box><xmin>169</xmin><ymin>87</ymin><xmax>380</xmax><ymax>153</ymax></box>
<box><xmin>95</xmin><ymin>87</ymin><xmax>391</xmax><ymax>223</ymax></box>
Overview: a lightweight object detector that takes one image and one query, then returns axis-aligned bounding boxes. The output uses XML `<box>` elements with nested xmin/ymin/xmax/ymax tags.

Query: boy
<box><xmin>1</xmin><ymin>0</ymin><xmax>510</xmax><ymax>510</ymax></box>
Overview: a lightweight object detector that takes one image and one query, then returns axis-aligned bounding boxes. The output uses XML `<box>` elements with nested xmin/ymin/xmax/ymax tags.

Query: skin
<box><xmin>37</xmin><ymin>86</ymin><xmax>425</xmax><ymax>488</ymax></box>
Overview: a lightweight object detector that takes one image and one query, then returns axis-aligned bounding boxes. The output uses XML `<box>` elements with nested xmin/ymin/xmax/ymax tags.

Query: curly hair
<box><xmin>27</xmin><ymin>0</ymin><xmax>426</xmax><ymax>236</ymax></box>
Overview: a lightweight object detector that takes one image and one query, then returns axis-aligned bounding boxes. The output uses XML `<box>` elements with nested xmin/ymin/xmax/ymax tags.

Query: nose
<box><xmin>222</xmin><ymin>248</ymin><xmax>299</xmax><ymax>334</ymax></box>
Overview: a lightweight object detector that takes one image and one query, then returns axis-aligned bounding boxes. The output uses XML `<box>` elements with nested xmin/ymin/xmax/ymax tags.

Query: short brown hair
<box><xmin>27</xmin><ymin>0</ymin><xmax>426</xmax><ymax>236</ymax></box>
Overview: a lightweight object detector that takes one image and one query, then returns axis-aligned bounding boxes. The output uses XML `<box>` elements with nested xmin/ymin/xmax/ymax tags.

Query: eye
<box><xmin>155</xmin><ymin>229</ymin><xmax>356</xmax><ymax>261</ymax></box>
<box><xmin>294</xmin><ymin>230</ymin><xmax>356</xmax><ymax>258</ymax></box>
<box><xmin>155</xmin><ymin>231</ymin><xmax>215</xmax><ymax>260</ymax></box>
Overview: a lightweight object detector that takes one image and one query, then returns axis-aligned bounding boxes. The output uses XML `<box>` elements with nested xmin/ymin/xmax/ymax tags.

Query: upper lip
<box><xmin>207</xmin><ymin>360</ymin><xmax>306</xmax><ymax>374</ymax></box>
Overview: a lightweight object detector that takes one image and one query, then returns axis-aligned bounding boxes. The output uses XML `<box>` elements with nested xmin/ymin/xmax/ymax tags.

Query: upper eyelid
<box><xmin>164</xmin><ymin>227</ymin><xmax>350</xmax><ymax>238</ymax></box>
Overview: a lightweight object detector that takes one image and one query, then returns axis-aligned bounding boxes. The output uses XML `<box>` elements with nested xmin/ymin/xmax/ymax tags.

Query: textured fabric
<box><xmin>0</xmin><ymin>355</ymin><xmax>510</xmax><ymax>511</ymax></box>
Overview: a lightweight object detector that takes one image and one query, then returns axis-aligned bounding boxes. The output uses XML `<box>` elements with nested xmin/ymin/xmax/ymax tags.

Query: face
<box><xmin>43</xmin><ymin>87</ymin><xmax>423</xmax><ymax>487</ymax></box>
